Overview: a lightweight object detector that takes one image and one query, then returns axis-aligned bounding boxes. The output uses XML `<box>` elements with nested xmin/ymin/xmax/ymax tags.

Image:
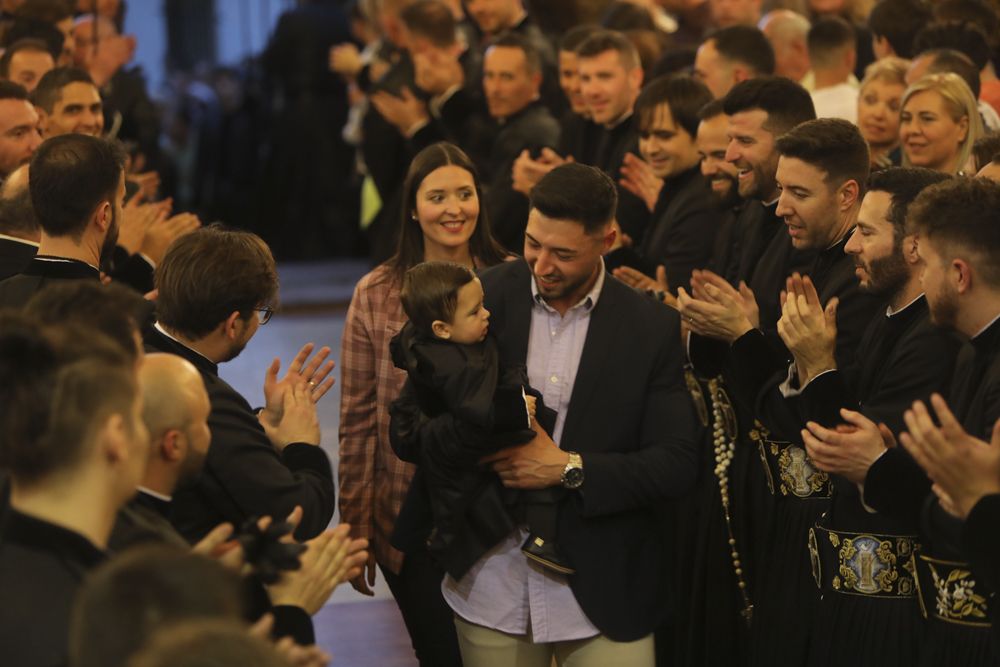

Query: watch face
<box><xmin>564</xmin><ymin>467</ymin><xmax>584</xmax><ymax>488</ymax></box>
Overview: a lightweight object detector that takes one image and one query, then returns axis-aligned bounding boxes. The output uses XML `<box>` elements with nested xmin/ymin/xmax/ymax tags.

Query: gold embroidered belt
<box><xmin>750</xmin><ymin>420</ymin><xmax>832</xmax><ymax>500</ymax></box>
<box><xmin>914</xmin><ymin>554</ymin><xmax>993</xmax><ymax>628</ymax></box>
<box><xmin>809</xmin><ymin>525</ymin><xmax>918</xmax><ymax>598</ymax></box>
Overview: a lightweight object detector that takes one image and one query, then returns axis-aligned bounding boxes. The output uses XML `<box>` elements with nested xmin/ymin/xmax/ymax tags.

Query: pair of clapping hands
<box><xmin>196</xmin><ymin>506</ymin><xmax>369</xmax><ymax>667</ymax></box>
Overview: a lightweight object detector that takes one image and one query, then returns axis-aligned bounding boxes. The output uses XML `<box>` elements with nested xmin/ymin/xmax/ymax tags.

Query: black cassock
<box><xmin>749</xmin><ymin>295</ymin><xmax>961</xmax><ymax>666</ymax></box>
<box><xmin>720</xmin><ymin>230</ymin><xmax>884</xmax><ymax>667</ymax></box>
<box><xmin>672</xmin><ymin>201</ymin><xmax>808</xmax><ymax>666</ymax></box>
<box><xmin>867</xmin><ymin>315</ymin><xmax>1000</xmax><ymax>666</ymax></box>
<box><xmin>0</xmin><ymin>509</ymin><xmax>106</xmax><ymax>667</ymax></box>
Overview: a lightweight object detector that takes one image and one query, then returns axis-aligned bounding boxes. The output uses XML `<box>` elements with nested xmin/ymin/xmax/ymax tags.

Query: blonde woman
<box><xmin>900</xmin><ymin>72</ymin><xmax>985</xmax><ymax>174</ymax></box>
<box><xmin>857</xmin><ymin>57</ymin><xmax>909</xmax><ymax>169</ymax></box>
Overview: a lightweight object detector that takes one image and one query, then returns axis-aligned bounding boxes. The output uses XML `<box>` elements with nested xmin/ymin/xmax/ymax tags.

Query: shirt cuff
<box><xmin>778</xmin><ymin>363</ymin><xmax>837</xmax><ymax>397</ymax></box>
<box><xmin>138</xmin><ymin>252</ymin><xmax>155</xmax><ymax>269</ymax></box>
<box><xmin>430</xmin><ymin>84</ymin><xmax>461</xmax><ymax>117</ymax></box>
<box><xmin>404</xmin><ymin>117</ymin><xmax>430</xmax><ymax>138</ymax></box>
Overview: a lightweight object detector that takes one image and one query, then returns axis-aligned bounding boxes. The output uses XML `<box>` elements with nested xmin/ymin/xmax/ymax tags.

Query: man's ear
<box><xmin>431</xmin><ymin>320</ymin><xmax>452</xmax><ymax>339</ymax></box>
<box><xmin>100</xmin><ymin>413</ymin><xmax>130</xmax><ymax>465</ymax></box>
<box><xmin>732</xmin><ymin>64</ymin><xmax>751</xmax><ymax>85</ymax></box>
<box><xmin>839</xmin><ymin>179</ymin><xmax>860</xmax><ymax>211</ymax></box>
<box><xmin>35</xmin><ymin>106</ymin><xmax>49</xmax><ymax>135</ymax></box>
<box><xmin>953</xmin><ymin>258</ymin><xmax>973</xmax><ymax>295</ymax></box>
<box><xmin>902</xmin><ymin>234</ymin><xmax>920</xmax><ymax>265</ymax></box>
<box><xmin>159</xmin><ymin>429</ymin><xmax>186</xmax><ymax>463</ymax></box>
<box><xmin>221</xmin><ymin>311</ymin><xmax>245</xmax><ymax>341</ymax></box>
<box><xmin>92</xmin><ymin>197</ymin><xmax>112</xmax><ymax>234</ymax></box>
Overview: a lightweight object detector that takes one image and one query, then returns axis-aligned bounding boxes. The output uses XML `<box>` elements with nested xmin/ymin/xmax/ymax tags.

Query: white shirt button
<box><xmin>550</xmin><ymin>375</ymin><xmax>559</xmax><ymax>384</ymax></box>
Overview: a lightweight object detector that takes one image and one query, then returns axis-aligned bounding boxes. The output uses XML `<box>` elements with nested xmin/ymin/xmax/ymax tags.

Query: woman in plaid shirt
<box><xmin>338</xmin><ymin>142</ymin><xmax>508</xmax><ymax>666</ymax></box>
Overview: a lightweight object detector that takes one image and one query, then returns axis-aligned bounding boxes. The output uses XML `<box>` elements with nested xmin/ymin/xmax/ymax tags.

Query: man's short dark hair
<box><xmin>913</xmin><ymin>21</ymin><xmax>991</xmax><ymax>71</ymax></box>
<box><xmin>722</xmin><ymin>76</ymin><xmax>816</xmax><ymax>136</ymax></box>
<box><xmin>30</xmin><ymin>66</ymin><xmax>96</xmax><ymax>113</ymax></box>
<box><xmin>973</xmin><ymin>135</ymin><xmax>1000</xmax><ymax>172</ymax></box>
<box><xmin>29</xmin><ymin>134</ymin><xmax>125</xmax><ymax>239</ymax></box>
<box><xmin>400</xmin><ymin>261</ymin><xmax>476</xmax><ymax>336</ymax></box>
<box><xmin>776</xmin><ymin>118</ymin><xmax>870</xmax><ymax>190</ymax></box>
<box><xmin>559</xmin><ymin>24</ymin><xmax>599</xmax><ymax>53</ymax></box>
<box><xmin>488</xmin><ymin>31</ymin><xmax>542</xmax><ymax>75</ymax></box>
<box><xmin>0</xmin><ymin>79</ymin><xmax>30</xmax><ymax>102</ymax></box>
<box><xmin>708</xmin><ymin>25</ymin><xmax>776</xmax><ymax>76</ymax></box>
<box><xmin>601</xmin><ymin>2</ymin><xmax>656</xmax><ymax>31</ymax></box>
<box><xmin>129</xmin><ymin>621</ymin><xmax>287</xmax><ymax>667</ymax></box>
<box><xmin>635</xmin><ymin>74</ymin><xmax>714</xmax><ymax>138</ymax></box>
<box><xmin>155</xmin><ymin>225</ymin><xmax>279</xmax><ymax>339</ymax></box>
<box><xmin>575</xmin><ymin>29</ymin><xmax>641</xmax><ymax>71</ymax></box>
<box><xmin>69</xmin><ymin>545</ymin><xmax>245</xmax><ymax>667</ymax></box>
<box><xmin>907</xmin><ymin>177</ymin><xmax>1000</xmax><ymax>287</ymax></box>
<box><xmin>1</xmin><ymin>18</ymin><xmax>64</xmax><ymax>56</ymax></box>
<box><xmin>400</xmin><ymin>0</ymin><xmax>456</xmax><ymax>49</ymax></box>
<box><xmin>14</xmin><ymin>0</ymin><xmax>72</xmax><ymax>23</ymax></box>
<box><xmin>932</xmin><ymin>0</ymin><xmax>999</xmax><ymax>49</ymax></box>
<box><xmin>0</xmin><ymin>318</ymin><xmax>136</xmax><ymax>484</ymax></box>
<box><xmin>868</xmin><ymin>0</ymin><xmax>932</xmax><ymax>59</ymax></box>
<box><xmin>923</xmin><ymin>49</ymin><xmax>982</xmax><ymax>98</ymax></box>
<box><xmin>867</xmin><ymin>167</ymin><xmax>952</xmax><ymax>239</ymax></box>
<box><xmin>698</xmin><ymin>98</ymin><xmax>726</xmax><ymax>121</ymax></box>
<box><xmin>26</xmin><ymin>281</ymin><xmax>151</xmax><ymax>363</ymax></box>
<box><xmin>0</xmin><ymin>38</ymin><xmax>55</xmax><ymax>78</ymax></box>
<box><xmin>807</xmin><ymin>16</ymin><xmax>856</xmax><ymax>69</ymax></box>
<box><xmin>530</xmin><ymin>163</ymin><xmax>617</xmax><ymax>235</ymax></box>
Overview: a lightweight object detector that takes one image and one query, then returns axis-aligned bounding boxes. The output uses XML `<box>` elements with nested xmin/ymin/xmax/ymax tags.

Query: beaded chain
<box><xmin>709</xmin><ymin>378</ymin><xmax>754</xmax><ymax>626</ymax></box>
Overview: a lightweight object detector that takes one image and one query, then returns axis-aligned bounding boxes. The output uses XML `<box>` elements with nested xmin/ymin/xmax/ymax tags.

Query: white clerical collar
<box><xmin>154</xmin><ymin>322</ymin><xmax>215</xmax><ymax>365</ymax></box>
<box><xmin>138</xmin><ymin>486</ymin><xmax>172</xmax><ymax>502</ymax></box>
<box><xmin>886</xmin><ymin>293</ymin><xmax>924</xmax><ymax>318</ymax></box>
<box><xmin>0</xmin><ymin>233</ymin><xmax>38</xmax><ymax>247</ymax></box>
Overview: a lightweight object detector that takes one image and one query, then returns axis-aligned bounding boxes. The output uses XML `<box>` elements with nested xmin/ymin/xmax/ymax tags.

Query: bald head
<box><xmin>760</xmin><ymin>10</ymin><xmax>811</xmax><ymax>82</ymax></box>
<box><xmin>139</xmin><ymin>353</ymin><xmax>212</xmax><ymax>493</ymax></box>
<box><xmin>1</xmin><ymin>163</ymin><xmax>29</xmax><ymax>199</ymax></box>
<box><xmin>140</xmin><ymin>354</ymin><xmax>207</xmax><ymax>437</ymax></box>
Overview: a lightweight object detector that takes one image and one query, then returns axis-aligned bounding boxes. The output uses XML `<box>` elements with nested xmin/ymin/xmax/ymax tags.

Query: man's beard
<box><xmin>928</xmin><ymin>280</ymin><xmax>959</xmax><ymax>329</ymax></box>
<box><xmin>707</xmin><ymin>173</ymin><xmax>742</xmax><ymax>209</ymax></box>
<box><xmin>98</xmin><ymin>205</ymin><xmax>120</xmax><ymax>272</ymax></box>
<box><xmin>859</xmin><ymin>248</ymin><xmax>909</xmax><ymax>300</ymax></box>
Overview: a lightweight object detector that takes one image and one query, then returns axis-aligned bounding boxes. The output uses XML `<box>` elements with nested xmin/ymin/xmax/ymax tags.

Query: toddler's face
<box><xmin>437</xmin><ymin>278</ymin><xmax>490</xmax><ymax>344</ymax></box>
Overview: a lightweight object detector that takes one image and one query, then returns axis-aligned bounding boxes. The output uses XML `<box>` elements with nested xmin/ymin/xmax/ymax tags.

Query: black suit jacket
<box><xmin>0</xmin><ymin>237</ymin><xmax>37</xmax><ymax>282</ymax></box>
<box><xmin>0</xmin><ymin>255</ymin><xmax>100</xmax><ymax>308</ymax></box>
<box><xmin>475</xmin><ymin>260</ymin><xmax>698</xmax><ymax>641</ymax></box>
<box><xmin>144</xmin><ymin>327</ymin><xmax>335</xmax><ymax>542</ymax></box>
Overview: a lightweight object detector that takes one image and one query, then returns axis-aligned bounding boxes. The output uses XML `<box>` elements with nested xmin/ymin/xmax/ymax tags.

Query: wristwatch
<box><xmin>561</xmin><ymin>451</ymin><xmax>584</xmax><ymax>489</ymax></box>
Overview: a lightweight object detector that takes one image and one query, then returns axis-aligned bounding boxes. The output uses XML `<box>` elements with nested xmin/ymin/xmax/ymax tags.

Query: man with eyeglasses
<box><xmin>145</xmin><ymin>224</ymin><xmax>338</xmax><ymax>542</ymax></box>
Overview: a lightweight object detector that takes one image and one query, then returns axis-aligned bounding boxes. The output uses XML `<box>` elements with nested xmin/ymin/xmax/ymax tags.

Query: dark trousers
<box><xmin>381</xmin><ymin>547</ymin><xmax>464</xmax><ymax>667</ymax></box>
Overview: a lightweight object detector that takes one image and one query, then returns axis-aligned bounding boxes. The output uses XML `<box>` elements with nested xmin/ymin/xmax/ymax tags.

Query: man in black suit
<box><xmin>0</xmin><ymin>133</ymin><xmax>124</xmax><ymax>308</ymax></box>
<box><xmin>400</xmin><ymin>163</ymin><xmax>698</xmax><ymax>665</ymax></box>
<box><xmin>0</xmin><ymin>165</ymin><xmax>39</xmax><ymax>281</ymax></box>
<box><xmin>145</xmin><ymin>225</ymin><xmax>336</xmax><ymax>543</ymax></box>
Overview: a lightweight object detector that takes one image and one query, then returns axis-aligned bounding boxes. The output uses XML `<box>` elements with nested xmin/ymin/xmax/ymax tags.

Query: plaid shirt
<box><xmin>338</xmin><ymin>264</ymin><xmax>413</xmax><ymax>574</ymax></box>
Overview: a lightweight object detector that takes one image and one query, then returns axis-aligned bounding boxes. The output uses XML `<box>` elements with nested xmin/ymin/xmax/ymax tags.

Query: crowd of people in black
<box><xmin>2</xmin><ymin>0</ymin><xmax>1000</xmax><ymax>666</ymax></box>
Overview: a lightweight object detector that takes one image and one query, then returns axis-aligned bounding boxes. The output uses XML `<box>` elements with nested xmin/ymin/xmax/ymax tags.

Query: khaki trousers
<box><xmin>453</xmin><ymin>615</ymin><xmax>655</xmax><ymax>667</ymax></box>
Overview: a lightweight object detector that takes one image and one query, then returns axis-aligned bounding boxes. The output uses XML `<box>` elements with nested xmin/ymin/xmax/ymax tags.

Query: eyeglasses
<box><xmin>254</xmin><ymin>307</ymin><xmax>274</xmax><ymax>325</ymax></box>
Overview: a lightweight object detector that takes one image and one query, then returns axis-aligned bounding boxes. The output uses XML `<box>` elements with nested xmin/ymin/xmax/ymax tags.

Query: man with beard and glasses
<box><xmin>809</xmin><ymin>177</ymin><xmax>1000</xmax><ymax>665</ymax></box>
<box><xmin>736</xmin><ymin>167</ymin><xmax>961</xmax><ymax>667</ymax></box>
<box><xmin>145</xmin><ymin>226</ymin><xmax>337</xmax><ymax>544</ymax></box>
<box><xmin>0</xmin><ymin>133</ymin><xmax>123</xmax><ymax>308</ymax></box>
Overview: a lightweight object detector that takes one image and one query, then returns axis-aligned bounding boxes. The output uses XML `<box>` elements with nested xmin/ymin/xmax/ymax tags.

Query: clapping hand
<box><xmin>900</xmin><ymin>394</ymin><xmax>1000</xmax><ymax>519</ymax></box>
<box><xmin>777</xmin><ymin>273</ymin><xmax>838</xmax><ymax>386</ymax></box>
<box><xmin>370</xmin><ymin>87</ymin><xmax>429</xmax><ymax>136</ymax></box>
<box><xmin>613</xmin><ymin>264</ymin><xmax>675</xmax><ymax>307</ymax></box>
<box><xmin>801</xmin><ymin>409</ymin><xmax>892</xmax><ymax>484</ymax></box>
<box><xmin>619</xmin><ymin>152</ymin><xmax>663</xmax><ymax>212</ymax></box>
<box><xmin>677</xmin><ymin>270</ymin><xmax>758</xmax><ymax>343</ymax></box>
